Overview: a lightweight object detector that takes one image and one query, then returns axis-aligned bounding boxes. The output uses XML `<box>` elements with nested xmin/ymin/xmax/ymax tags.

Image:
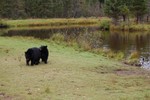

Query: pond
<box><xmin>0</xmin><ymin>26</ymin><xmax>150</xmax><ymax>69</ymax></box>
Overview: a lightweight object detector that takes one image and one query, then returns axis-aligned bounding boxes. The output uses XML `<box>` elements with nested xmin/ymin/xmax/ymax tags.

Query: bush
<box><xmin>51</xmin><ymin>33</ymin><xmax>64</xmax><ymax>44</ymax></box>
<box><xmin>0</xmin><ymin>19</ymin><xmax>9</xmax><ymax>28</ymax></box>
<box><xmin>99</xmin><ymin>18</ymin><xmax>112</xmax><ymax>30</ymax></box>
<box><xmin>129</xmin><ymin>51</ymin><xmax>139</xmax><ymax>59</ymax></box>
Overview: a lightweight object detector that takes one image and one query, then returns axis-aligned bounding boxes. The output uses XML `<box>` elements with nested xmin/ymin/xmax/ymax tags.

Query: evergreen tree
<box><xmin>131</xmin><ymin>0</ymin><xmax>148</xmax><ymax>23</ymax></box>
<box><xmin>147</xmin><ymin>0</ymin><xmax>150</xmax><ymax>22</ymax></box>
<box><xmin>104</xmin><ymin>0</ymin><xmax>121</xmax><ymax>24</ymax></box>
<box><xmin>118</xmin><ymin>0</ymin><xmax>133</xmax><ymax>22</ymax></box>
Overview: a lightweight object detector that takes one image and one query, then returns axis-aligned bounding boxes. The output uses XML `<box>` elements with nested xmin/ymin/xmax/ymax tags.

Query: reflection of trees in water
<box><xmin>2</xmin><ymin>27</ymin><xmax>98</xmax><ymax>39</ymax></box>
<box><xmin>1</xmin><ymin>29</ymin><xmax>53</xmax><ymax>39</ymax></box>
<box><xmin>108</xmin><ymin>32</ymin><xmax>150</xmax><ymax>54</ymax></box>
<box><xmin>135</xmin><ymin>34</ymin><xmax>147</xmax><ymax>50</ymax></box>
<box><xmin>108</xmin><ymin>33</ymin><xmax>130</xmax><ymax>52</ymax></box>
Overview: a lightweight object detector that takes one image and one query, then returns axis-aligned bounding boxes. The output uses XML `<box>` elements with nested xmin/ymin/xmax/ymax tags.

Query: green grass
<box><xmin>0</xmin><ymin>36</ymin><xmax>150</xmax><ymax>100</ymax></box>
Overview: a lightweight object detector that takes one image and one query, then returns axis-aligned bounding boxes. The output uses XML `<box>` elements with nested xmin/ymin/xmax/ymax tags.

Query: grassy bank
<box><xmin>2</xmin><ymin>18</ymin><xmax>150</xmax><ymax>31</ymax></box>
<box><xmin>0</xmin><ymin>36</ymin><xmax>150</xmax><ymax>100</ymax></box>
<box><xmin>5</xmin><ymin>18</ymin><xmax>100</xmax><ymax>28</ymax></box>
<box><xmin>97</xmin><ymin>17</ymin><xmax>150</xmax><ymax>31</ymax></box>
<box><xmin>110</xmin><ymin>23</ymin><xmax>150</xmax><ymax>31</ymax></box>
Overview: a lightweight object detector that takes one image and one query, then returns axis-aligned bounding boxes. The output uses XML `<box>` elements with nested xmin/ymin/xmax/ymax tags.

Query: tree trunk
<box><xmin>123</xmin><ymin>15</ymin><xmax>126</xmax><ymax>22</ymax></box>
<box><xmin>147</xmin><ymin>15</ymin><xmax>149</xmax><ymax>22</ymax></box>
<box><xmin>136</xmin><ymin>15</ymin><xmax>139</xmax><ymax>24</ymax></box>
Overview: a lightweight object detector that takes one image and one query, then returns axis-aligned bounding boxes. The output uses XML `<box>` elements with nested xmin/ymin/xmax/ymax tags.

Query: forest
<box><xmin>0</xmin><ymin>0</ymin><xmax>104</xmax><ymax>18</ymax></box>
<box><xmin>0</xmin><ymin>0</ymin><xmax>149</xmax><ymax>23</ymax></box>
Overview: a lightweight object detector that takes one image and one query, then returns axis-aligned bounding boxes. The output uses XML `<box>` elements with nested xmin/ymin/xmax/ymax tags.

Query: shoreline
<box><xmin>0</xmin><ymin>18</ymin><xmax>149</xmax><ymax>32</ymax></box>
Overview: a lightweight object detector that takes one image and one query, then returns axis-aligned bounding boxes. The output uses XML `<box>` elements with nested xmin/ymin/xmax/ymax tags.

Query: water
<box><xmin>0</xmin><ymin>27</ymin><xmax>150</xmax><ymax>68</ymax></box>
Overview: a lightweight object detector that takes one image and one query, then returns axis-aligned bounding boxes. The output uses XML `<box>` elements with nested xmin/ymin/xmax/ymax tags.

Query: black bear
<box><xmin>40</xmin><ymin>45</ymin><xmax>49</xmax><ymax>64</ymax></box>
<box><xmin>25</xmin><ymin>47</ymin><xmax>41</xmax><ymax>66</ymax></box>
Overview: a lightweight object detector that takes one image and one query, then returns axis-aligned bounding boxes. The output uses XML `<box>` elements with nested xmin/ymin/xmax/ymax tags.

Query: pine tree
<box><xmin>104</xmin><ymin>0</ymin><xmax>122</xmax><ymax>24</ymax></box>
<box><xmin>131</xmin><ymin>0</ymin><xmax>148</xmax><ymax>23</ymax></box>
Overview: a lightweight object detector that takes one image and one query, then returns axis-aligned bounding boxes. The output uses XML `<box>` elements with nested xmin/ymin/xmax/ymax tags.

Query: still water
<box><xmin>0</xmin><ymin>27</ymin><xmax>150</xmax><ymax>68</ymax></box>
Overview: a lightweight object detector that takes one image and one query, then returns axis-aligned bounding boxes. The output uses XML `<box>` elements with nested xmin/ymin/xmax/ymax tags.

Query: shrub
<box><xmin>51</xmin><ymin>33</ymin><xmax>64</xmax><ymax>43</ymax></box>
<box><xmin>129</xmin><ymin>51</ymin><xmax>139</xmax><ymax>59</ymax></box>
<box><xmin>99</xmin><ymin>17</ymin><xmax>112</xmax><ymax>30</ymax></box>
<box><xmin>0</xmin><ymin>19</ymin><xmax>9</xmax><ymax>28</ymax></box>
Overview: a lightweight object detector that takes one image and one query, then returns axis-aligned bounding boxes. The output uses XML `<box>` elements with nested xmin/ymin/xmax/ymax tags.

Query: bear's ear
<box><xmin>45</xmin><ymin>45</ymin><xmax>47</xmax><ymax>48</ymax></box>
<box><xmin>25</xmin><ymin>51</ymin><xmax>27</xmax><ymax>54</ymax></box>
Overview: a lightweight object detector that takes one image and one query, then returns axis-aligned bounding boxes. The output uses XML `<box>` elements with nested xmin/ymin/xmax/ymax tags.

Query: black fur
<box><xmin>25</xmin><ymin>47</ymin><xmax>41</xmax><ymax>66</ymax></box>
<box><xmin>40</xmin><ymin>45</ymin><xmax>49</xmax><ymax>64</ymax></box>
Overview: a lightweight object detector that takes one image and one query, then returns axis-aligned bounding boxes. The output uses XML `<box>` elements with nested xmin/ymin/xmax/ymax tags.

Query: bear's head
<box><xmin>25</xmin><ymin>49</ymin><xmax>33</xmax><ymax>60</ymax></box>
<box><xmin>40</xmin><ymin>45</ymin><xmax>47</xmax><ymax>50</ymax></box>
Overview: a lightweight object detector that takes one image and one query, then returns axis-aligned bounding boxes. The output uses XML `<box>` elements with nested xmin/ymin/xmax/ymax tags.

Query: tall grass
<box><xmin>110</xmin><ymin>21</ymin><xmax>150</xmax><ymax>31</ymax></box>
<box><xmin>4</xmin><ymin>17</ymin><xmax>150</xmax><ymax>31</ymax></box>
<box><xmin>0</xmin><ymin>19</ymin><xmax>9</xmax><ymax>28</ymax></box>
<box><xmin>6</xmin><ymin>18</ymin><xmax>100</xmax><ymax>27</ymax></box>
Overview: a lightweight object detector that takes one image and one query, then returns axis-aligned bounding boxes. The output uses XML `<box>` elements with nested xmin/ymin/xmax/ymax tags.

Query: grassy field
<box><xmin>0</xmin><ymin>36</ymin><xmax>150</xmax><ymax>100</ymax></box>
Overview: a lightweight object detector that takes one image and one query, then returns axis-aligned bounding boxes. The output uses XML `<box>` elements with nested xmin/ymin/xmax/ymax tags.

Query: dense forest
<box><xmin>0</xmin><ymin>0</ymin><xmax>104</xmax><ymax>18</ymax></box>
<box><xmin>0</xmin><ymin>0</ymin><xmax>149</xmax><ymax>22</ymax></box>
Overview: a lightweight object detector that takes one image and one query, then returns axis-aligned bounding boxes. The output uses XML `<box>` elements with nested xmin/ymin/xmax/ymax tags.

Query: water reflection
<box><xmin>0</xmin><ymin>27</ymin><xmax>150</xmax><ymax>68</ymax></box>
<box><xmin>105</xmin><ymin>32</ymin><xmax>150</xmax><ymax>57</ymax></box>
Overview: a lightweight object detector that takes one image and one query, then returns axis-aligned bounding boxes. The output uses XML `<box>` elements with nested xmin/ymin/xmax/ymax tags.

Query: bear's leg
<box><xmin>45</xmin><ymin>60</ymin><xmax>47</xmax><ymax>64</ymax></box>
<box><xmin>37</xmin><ymin>58</ymin><xmax>40</xmax><ymax>64</ymax></box>
<box><xmin>36</xmin><ymin>57</ymin><xmax>41</xmax><ymax>65</ymax></box>
<box><xmin>26</xmin><ymin>59</ymin><xmax>30</xmax><ymax>65</ymax></box>
<box><xmin>31</xmin><ymin>59</ymin><xmax>35</xmax><ymax>66</ymax></box>
<box><xmin>44</xmin><ymin>58</ymin><xmax>47</xmax><ymax>64</ymax></box>
<box><xmin>35</xmin><ymin>60</ymin><xmax>40</xmax><ymax>65</ymax></box>
<box><xmin>41</xmin><ymin>56</ymin><xmax>48</xmax><ymax>64</ymax></box>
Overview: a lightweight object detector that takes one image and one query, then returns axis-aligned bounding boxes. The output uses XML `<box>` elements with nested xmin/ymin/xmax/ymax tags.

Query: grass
<box><xmin>2</xmin><ymin>17</ymin><xmax>150</xmax><ymax>32</ymax></box>
<box><xmin>0</xmin><ymin>19</ymin><xmax>9</xmax><ymax>28</ymax></box>
<box><xmin>110</xmin><ymin>22</ymin><xmax>150</xmax><ymax>32</ymax></box>
<box><xmin>5</xmin><ymin>18</ymin><xmax>100</xmax><ymax>28</ymax></box>
<box><xmin>0</xmin><ymin>36</ymin><xmax>150</xmax><ymax>100</ymax></box>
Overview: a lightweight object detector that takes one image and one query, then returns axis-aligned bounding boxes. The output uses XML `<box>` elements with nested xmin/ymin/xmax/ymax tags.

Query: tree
<box><xmin>119</xmin><ymin>5</ymin><xmax>129</xmax><ymax>22</ymax></box>
<box><xmin>0</xmin><ymin>0</ymin><xmax>26</xmax><ymax>19</ymax></box>
<box><xmin>119</xmin><ymin>0</ymin><xmax>132</xmax><ymax>22</ymax></box>
<box><xmin>0</xmin><ymin>0</ymin><xmax>105</xmax><ymax>18</ymax></box>
<box><xmin>131</xmin><ymin>0</ymin><xmax>148</xmax><ymax>23</ymax></box>
<box><xmin>104</xmin><ymin>0</ymin><xmax>121</xmax><ymax>24</ymax></box>
<box><xmin>25</xmin><ymin>0</ymin><xmax>54</xmax><ymax>18</ymax></box>
<box><xmin>146</xmin><ymin>0</ymin><xmax>150</xmax><ymax>22</ymax></box>
<box><xmin>98</xmin><ymin>0</ymin><xmax>105</xmax><ymax>8</ymax></box>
